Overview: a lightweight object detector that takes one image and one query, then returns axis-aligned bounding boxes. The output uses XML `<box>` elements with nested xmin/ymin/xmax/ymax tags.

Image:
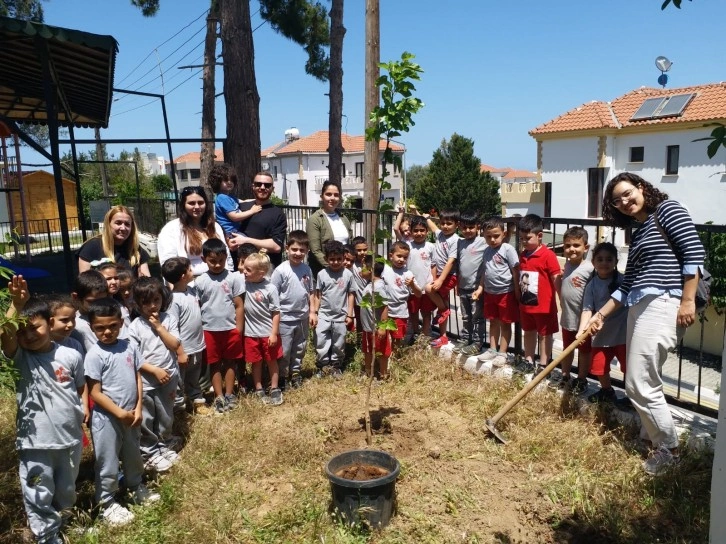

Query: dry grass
<box><xmin>0</xmin><ymin>345</ymin><xmax>712</xmax><ymax>544</ymax></box>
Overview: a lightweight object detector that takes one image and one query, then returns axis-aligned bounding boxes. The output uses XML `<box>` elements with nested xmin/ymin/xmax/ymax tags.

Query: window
<box><xmin>189</xmin><ymin>169</ymin><xmax>201</xmax><ymax>180</ymax></box>
<box><xmin>666</xmin><ymin>145</ymin><xmax>679</xmax><ymax>175</ymax></box>
<box><xmin>355</xmin><ymin>162</ymin><xmax>364</xmax><ymax>180</ymax></box>
<box><xmin>629</xmin><ymin>147</ymin><xmax>644</xmax><ymax>163</ymax></box>
<box><xmin>341</xmin><ymin>163</ymin><xmax>346</xmax><ymax>178</ymax></box>
<box><xmin>273</xmin><ymin>165</ymin><xmax>278</xmax><ymax>178</ymax></box>
<box><xmin>543</xmin><ymin>182</ymin><xmax>552</xmax><ymax>219</ymax></box>
<box><xmin>587</xmin><ymin>168</ymin><xmax>605</xmax><ymax>218</ymax></box>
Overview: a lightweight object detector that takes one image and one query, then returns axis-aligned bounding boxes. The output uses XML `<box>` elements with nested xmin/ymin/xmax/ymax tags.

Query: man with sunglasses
<box><xmin>230</xmin><ymin>172</ymin><xmax>287</xmax><ymax>267</ymax></box>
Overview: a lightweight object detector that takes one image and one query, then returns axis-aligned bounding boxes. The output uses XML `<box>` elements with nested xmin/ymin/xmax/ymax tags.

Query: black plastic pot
<box><xmin>325</xmin><ymin>449</ymin><xmax>400</xmax><ymax>529</ymax></box>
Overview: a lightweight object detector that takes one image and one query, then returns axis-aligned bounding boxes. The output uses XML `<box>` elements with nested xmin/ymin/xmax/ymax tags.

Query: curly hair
<box><xmin>602</xmin><ymin>173</ymin><xmax>669</xmax><ymax>228</ymax></box>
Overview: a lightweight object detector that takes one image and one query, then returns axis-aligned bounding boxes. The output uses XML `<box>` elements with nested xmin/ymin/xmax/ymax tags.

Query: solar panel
<box><xmin>652</xmin><ymin>93</ymin><xmax>695</xmax><ymax>118</ymax></box>
<box><xmin>630</xmin><ymin>97</ymin><xmax>666</xmax><ymax>121</ymax></box>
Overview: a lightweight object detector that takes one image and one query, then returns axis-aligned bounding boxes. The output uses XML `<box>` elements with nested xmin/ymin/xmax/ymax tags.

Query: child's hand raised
<box><xmin>8</xmin><ymin>275</ymin><xmax>30</xmax><ymax>308</ymax></box>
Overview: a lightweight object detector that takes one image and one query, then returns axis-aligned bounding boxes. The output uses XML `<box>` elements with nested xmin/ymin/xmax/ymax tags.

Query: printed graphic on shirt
<box><xmin>301</xmin><ymin>274</ymin><xmax>312</xmax><ymax>292</ymax></box>
<box><xmin>519</xmin><ymin>271</ymin><xmax>539</xmax><ymax>306</ymax></box>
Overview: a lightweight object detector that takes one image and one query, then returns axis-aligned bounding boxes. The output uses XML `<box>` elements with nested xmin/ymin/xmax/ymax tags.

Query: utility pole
<box><xmin>94</xmin><ymin>127</ymin><xmax>110</xmax><ymax>197</ymax></box>
<box><xmin>363</xmin><ymin>0</ymin><xmax>379</xmax><ymax>221</ymax></box>
<box><xmin>200</xmin><ymin>1</ymin><xmax>219</xmax><ymax>196</ymax></box>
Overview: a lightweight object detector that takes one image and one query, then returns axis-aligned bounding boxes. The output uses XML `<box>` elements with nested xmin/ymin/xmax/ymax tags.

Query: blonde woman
<box><xmin>78</xmin><ymin>205</ymin><xmax>150</xmax><ymax>277</ymax></box>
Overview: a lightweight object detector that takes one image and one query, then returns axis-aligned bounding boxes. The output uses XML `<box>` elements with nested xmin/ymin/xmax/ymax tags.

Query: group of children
<box><xmin>6</xmin><ymin>203</ymin><xmax>629</xmax><ymax>543</ymax></box>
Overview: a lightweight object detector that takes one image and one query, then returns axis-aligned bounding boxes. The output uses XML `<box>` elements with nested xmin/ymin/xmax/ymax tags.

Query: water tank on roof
<box><xmin>284</xmin><ymin>127</ymin><xmax>300</xmax><ymax>142</ymax></box>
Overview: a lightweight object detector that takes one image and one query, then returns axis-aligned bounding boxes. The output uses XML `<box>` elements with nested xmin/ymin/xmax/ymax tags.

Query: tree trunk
<box><xmin>220</xmin><ymin>0</ymin><xmax>260</xmax><ymax>200</ymax></box>
<box><xmin>327</xmin><ymin>0</ymin><xmax>345</xmax><ymax>190</ymax></box>
<box><xmin>363</xmin><ymin>0</ymin><xmax>379</xmax><ymax>227</ymax></box>
<box><xmin>200</xmin><ymin>1</ymin><xmax>219</xmax><ymax>197</ymax></box>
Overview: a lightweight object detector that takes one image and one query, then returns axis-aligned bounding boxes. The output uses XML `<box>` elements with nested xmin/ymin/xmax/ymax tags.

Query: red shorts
<box><xmin>204</xmin><ymin>329</ymin><xmax>244</xmax><ymax>364</ymax></box>
<box><xmin>244</xmin><ymin>336</ymin><xmax>283</xmax><ymax>363</ymax></box>
<box><xmin>390</xmin><ymin>317</ymin><xmax>407</xmax><ymax>340</ymax></box>
<box><xmin>483</xmin><ymin>291</ymin><xmax>519</xmax><ymax>324</ymax></box>
<box><xmin>561</xmin><ymin>328</ymin><xmax>592</xmax><ymax>354</ymax></box>
<box><xmin>434</xmin><ymin>273</ymin><xmax>457</xmax><ymax>300</ymax></box>
<box><xmin>408</xmin><ymin>293</ymin><xmax>436</xmax><ymax>315</ymax></box>
<box><xmin>590</xmin><ymin>345</ymin><xmax>627</xmax><ymax>376</ymax></box>
<box><xmin>519</xmin><ymin>312</ymin><xmax>559</xmax><ymax>335</ymax></box>
<box><xmin>362</xmin><ymin>331</ymin><xmax>392</xmax><ymax>357</ymax></box>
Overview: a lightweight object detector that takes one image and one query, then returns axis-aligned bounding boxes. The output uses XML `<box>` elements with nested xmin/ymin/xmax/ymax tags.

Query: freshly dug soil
<box><xmin>335</xmin><ymin>463</ymin><xmax>390</xmax><ymax>481</ymax></box>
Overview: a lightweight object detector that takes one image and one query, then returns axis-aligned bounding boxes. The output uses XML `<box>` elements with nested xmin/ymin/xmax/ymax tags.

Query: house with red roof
<box><xmin>480</xmin><ymin>164</ymin><xmax>541</xmax><ymax>217</ymax></box>
<box><xmin>530</xmin><ymin>83</ymin><xmax>726</xmax><ymax>225</ymax></box>
<box><xmin>168</xmin><ymin>129</ymin><xmax>405</xmax><ymax>207</ymax></box>
<box><xmin>261</xmin><ymin>129</ymin><xmax>405</xmax><ymax>206</ymax></box>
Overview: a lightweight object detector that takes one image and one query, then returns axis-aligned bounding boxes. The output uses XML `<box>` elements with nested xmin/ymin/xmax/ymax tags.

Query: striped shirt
<box><xmin>614</xmin><ymin>200</ymin><xmax>704</xmax><ymax>307</ymax></box>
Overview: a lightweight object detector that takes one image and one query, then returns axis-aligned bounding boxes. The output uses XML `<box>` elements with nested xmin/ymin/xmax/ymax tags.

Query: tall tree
<box><xmin>414</xmin><ymin>133</ymin><xmax>500</xmax><ymax>217</ymax></box>
<box><xmin>199</xmin><ymin>0</ymin><xmax>219</xmax><ymax>196</ymax></box>
<box><xmin>327</xmin><ymin>0</ymin><xmax>344</xmax><ymax>188</ymax></box>
<box><xmin>133</xmin><ymin>0</ymin><xmax>330</xmax><ymax>199</ymax></box>
<box><xmin>362</xmin><ymin>0</ymin><xmax>379</xmax><ymax>213</ymax></box>
<box><xmin>404</xmin><ymin>163</ymin><xmax>428</xmax><ymax>200</ymax></box>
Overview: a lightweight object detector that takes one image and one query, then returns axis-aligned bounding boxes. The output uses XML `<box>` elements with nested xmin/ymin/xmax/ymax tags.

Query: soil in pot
<box><xmin>335</xmin><ymin>464</ymin><xmax>390</xmax><ymax>481</ymax></box>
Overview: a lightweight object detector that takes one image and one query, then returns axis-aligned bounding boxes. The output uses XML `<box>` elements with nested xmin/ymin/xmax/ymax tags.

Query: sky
<box><xmin>20</xmin><ymin>0</ymin><xmax>726</xmax><ymax>172</ymax></box>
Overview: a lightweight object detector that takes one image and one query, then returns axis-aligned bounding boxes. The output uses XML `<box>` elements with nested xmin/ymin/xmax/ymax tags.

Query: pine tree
<box><xmin>414</xmin><ymin>133</ymin><xmax>500</xmax><ymax>217</ymax></box>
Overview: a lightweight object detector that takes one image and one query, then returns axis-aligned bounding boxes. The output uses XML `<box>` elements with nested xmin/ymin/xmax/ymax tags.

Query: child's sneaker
<box><xmin>213</xmin><ymin>395</ymin><xmax>228</xmax><ymax>415</ymax></box>
<box><xmin>224</xmin><ymin>393</ymin><xmax>238</xmax><ymax>410</ymax></box>
<box><xmin>532</xmin><ymin>365</ymin><xmax>547</xmax><ymax>378</ymax></box>
<box><xmin>101</xmin><ymin>501</ymin><xmax>135</xmax><ymax>526</ymax></box>
<box><xmin>435</xmin><ymin>309</ymin><xmax>451</xmax><ymax>325</ymax></box>
<box><xmin>490</xmin><ymin>353</ymin><xmax>508</xmax><ymax>368</ymax></box>
<box><xmin>477</xmin><ymin>348</ymin><xmax>498</xmax><ymax>362</ymax></box>
<box><xmin>254</xmin><ymin>388</ymin><xmax>267</xmax><ymax>401</ymax></box>
<box><xmin>461</xmin><ymin>344</ymin><xmax>480</xmax><ymax>356</ymax></box>
<box><xmin>430</xmin><ymin>335</ymin><xmax>450</xmax><ymax>348</ymax></box>
<box><xmin>130</xmin><ymin>484</ymin><xmax>161</xmax><ymax>505</ymax></box>
<box><xmin>144</xmin><ymin>452</ymin><xmax>173</xmax><ymax>473</ymax></box>
<box><xmin>289</xmin><ymin>373</ymin><xmax>303</xmax><ymax>389</ymax></box>
<box><xmin>451</xmin><ymin>339</ymin><xmax>469</xmax><ymax>353</ymax></box>
<box><xmin>161</xmin><ymin>449</ymin><xmax>181</xmax><ymax>465</ymax></box>
<box><xmin>643</xmin><ymin>445</ymin><xmax>680</xmax><ymax>475</ymax></box>
<box><xmin>330</xmin><ymin>367</ymin><xmax>343</xmax><ymax>379</ymax></box>
<box><xmin>264</xmin><ymin>388</ymin><xmax>284</xmax><ymax>406</ymax></box>
<box><xmin>588</xmin><ymin>387</ymin><xmax>616</xmax><ymax>404</ymax></box>
<box><xmin>569</xmin><ymin>377</ymin><xmax>589</xmax><ymax>395</ymax></box>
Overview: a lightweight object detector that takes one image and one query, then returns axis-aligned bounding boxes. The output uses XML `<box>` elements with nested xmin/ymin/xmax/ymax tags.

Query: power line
<box><xmin>116</xmin><ymin>8</ymin><xmax>209</xmax><ymax>86</ymax></box>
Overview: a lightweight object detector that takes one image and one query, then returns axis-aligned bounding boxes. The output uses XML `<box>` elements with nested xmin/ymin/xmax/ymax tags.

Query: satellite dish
<box><xmin>655</xmin><ymin>56</ymin><xmax>673</xmax><ymax>73</ymax></box>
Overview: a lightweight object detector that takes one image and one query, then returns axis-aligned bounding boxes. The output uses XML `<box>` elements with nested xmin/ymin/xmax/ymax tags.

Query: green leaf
<box><xmin>707</xmin><ymin>139</ymin><xmax>722</xmax><ymax>159</ymax></box>
<box><xmin>378</xmin><ymin>318</ymin><xmax>398</xmax><ymax>331</ymax></box>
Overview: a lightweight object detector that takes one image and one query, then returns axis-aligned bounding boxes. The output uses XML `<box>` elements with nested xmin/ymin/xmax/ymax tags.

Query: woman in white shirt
<box><xmin>157</xmin><ymin>186</ymin><xmax>235</xmax><ymax>276</ymax></box>
<box><xmin>306</xmin><ymin>181</ymin><xmax>353</xmax><ymax>276</ymax></box>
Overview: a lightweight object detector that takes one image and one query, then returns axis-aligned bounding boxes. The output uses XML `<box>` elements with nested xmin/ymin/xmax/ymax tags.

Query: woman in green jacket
<box><xmin>306</xmin><ymin>181</ymin><xmax>353</xmax><ymax>276</ymax></box>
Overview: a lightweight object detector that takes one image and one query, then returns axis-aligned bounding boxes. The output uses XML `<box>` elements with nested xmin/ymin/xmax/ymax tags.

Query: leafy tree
<box><xmin>414</xmin><ymin>134</ymin><xmax>500</xmax><ymax>217</ymax></box>
<box><xmin>0</xmin><ymin>0</ymin><xmax>45</xmax><ymax>20</ymax></box>
<box><xmin>661</xmin><ymin>0</ymin><xmax>691</xmax><ymax>8</ymax></box>
<box><xmin>404</xmin><ymin>163</ymin><xmax>428</xmax><ymax>200</ymax></box>
<box><xmin>151</xmin><ymin>174</ymin><xmax>173</xmax><ymax>192</ymax></box>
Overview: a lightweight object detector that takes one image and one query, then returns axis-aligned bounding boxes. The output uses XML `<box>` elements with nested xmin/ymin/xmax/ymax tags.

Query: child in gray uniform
<box><xmin>313</xmin><ymin>240</ymin><xmax>355</xmax><ymax>377</ymax></box>
<box><xmin>454</xmin><ymin>212</ymin><xmax>487</xmax><ymax>355</ymax></box>
<box><xmin>241</xmin><ymin>249</ymin><xmax>284</xmax><ymax>405</ymax></box>
<box><xmin>270</xmin><ymin>230</ymin><xmax>316</xmax><ymax>390</ymax></box>
<box><xmin>1</xmin><ymin>277</ymin><xmax>85</xmax><ymax>544</ymax></box>
<box><xmin>162</xmin><ymin>257</ymin><xmax>208</xmax><ymax>416</ymax></box>
<box><xmin>71</xmin><ymin>270</ymin><xmax>110</xmax><ymax>354</ymax></box>
<box><xmin>85</xmin><ymin>298</ymin><xmax>159</xmax><ymax>526</ymax></box>
<box><xmin>128</xmin><ymin>277</ymin><xmax>181</xmax><ymax>473</ymax></box>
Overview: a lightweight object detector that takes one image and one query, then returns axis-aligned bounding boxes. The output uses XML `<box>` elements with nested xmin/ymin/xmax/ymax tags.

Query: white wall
<box><xmin>540</xmin><ymin>137</ymin><xmax>600</xmax><ymax>219</ymax></box>
<box><xmin>609</xmin><ymin>128</ymin><xmax>726</xmax><ymax>224</ymax></box>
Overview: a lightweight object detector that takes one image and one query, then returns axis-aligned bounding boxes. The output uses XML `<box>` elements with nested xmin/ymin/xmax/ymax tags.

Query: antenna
<box><xmin>655</xmin><ymin>56</ymin><xmax>673</xmax><ymax>88</ymax></box>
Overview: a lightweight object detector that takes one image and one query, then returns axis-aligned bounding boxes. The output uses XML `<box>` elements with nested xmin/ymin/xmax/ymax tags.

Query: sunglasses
<box><xmin>253</xmin><ymin>182</ymin><xmax>273</xmax><ymax>189</ymax></box>
<box><xmin>181</xmin><ymin>186</ymin><xmax>204</xmax><ymax>196</ymax></box>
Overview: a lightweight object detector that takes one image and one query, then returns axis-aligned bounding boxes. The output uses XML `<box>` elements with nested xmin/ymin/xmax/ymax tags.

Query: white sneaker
<box><xmin>477</xmin><ymin>348</ymin><xmax>498</xmax><ymax>362</ymax></box>
<box><xmin>130</xmin><ymin>484</ymin><xmax>161</xmax><ymax>505</ymax></box>
<box><xmin>643</xmin><ymin>445</ymin><xmax>679</xmax><ymax>475</ymax></box>
<box><xmin>490</xmin><ymin>353</ymin><xmax>508</xmax><ymax>367</ymax></box>
<box><xmin>101</xmin><ymin>501</ymin><xmax>135</xmax><ymax>526</ymax></box>
<box><xmin>162</xmin><ymin>449</ymin><xmax>181</xmax><ymax>465</ymax></box>
<box><xmin>144</xmin><ymin>452</ymin><xmax>173</xmax><ymax>473</ymax></box>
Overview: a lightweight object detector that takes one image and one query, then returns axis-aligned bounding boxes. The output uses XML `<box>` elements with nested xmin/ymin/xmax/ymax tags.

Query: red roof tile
<box><xmin>263</xmin><ymin>130</ymin><xmax>404</xmax><ymax>156</ymax></box>
<box><xmin>503</xmin><ymin>169</ymin><xmax>537</xmax><ymax>179</ymax></box>
<box><xmin>530</xmin><ymin>83</ymin><xmax>726</xmax><ymax>136</ymax></box>
<box><xmin>172</xmin><ymin>149</ymin><xmax>224</xmax><ymax>163</ymax></box>
<box><xmin>480</xmin><ymin>164</ymin><xmax>512</xmax><ymax>173</ymax></box>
